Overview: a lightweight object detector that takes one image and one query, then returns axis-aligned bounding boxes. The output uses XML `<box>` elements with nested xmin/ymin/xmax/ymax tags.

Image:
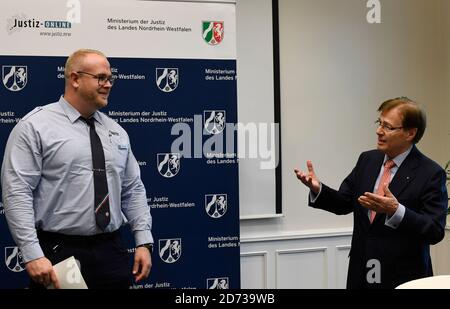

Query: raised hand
<box><xmin>294</xmin><ymin>160</ymin><xmax>321</xmax><ymax>194</ymax></box>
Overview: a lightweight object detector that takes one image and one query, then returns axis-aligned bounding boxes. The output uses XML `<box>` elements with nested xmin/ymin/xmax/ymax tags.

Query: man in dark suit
<box><xmin>294</xmin><ymin>97</ymin><xmax>448</xmax><ymax>289</ymax></box>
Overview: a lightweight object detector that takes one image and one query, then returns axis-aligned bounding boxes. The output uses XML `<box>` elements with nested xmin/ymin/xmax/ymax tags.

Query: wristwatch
<box><xmin>137</xmin><ymin>243</ymin><xmax>153</xmax><ymax>254</ymax></box>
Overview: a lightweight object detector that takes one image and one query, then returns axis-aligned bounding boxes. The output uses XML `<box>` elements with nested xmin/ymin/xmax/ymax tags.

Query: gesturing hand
<box><xmin>294</xmin><ymin>160</ymin><xmax>321</xmax><ymax>194</ymax></box>
<box><xmin>358</xmin><ymin>184</ymin><xmax>399</xmax><ymax>216</ymax></box>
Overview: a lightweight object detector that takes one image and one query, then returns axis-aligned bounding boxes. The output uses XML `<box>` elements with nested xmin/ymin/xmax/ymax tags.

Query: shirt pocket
<box><xmin>107</xmin><ymin>134</ymin><xmax>129</xmax><ymax>173</ymax></box>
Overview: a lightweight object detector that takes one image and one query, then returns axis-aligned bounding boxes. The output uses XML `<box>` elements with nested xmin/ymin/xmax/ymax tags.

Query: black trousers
<box><xmin>30</xmin><ymin>230</ymin><xmax>132</xmax><ymax>289</ymax></box>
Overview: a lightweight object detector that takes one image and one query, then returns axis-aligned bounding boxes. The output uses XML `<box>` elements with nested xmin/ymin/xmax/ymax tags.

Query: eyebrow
<box><xmin>378</xmin><ymin>118</ymin><xmax>395</xmax><ymax>126</ymax></box>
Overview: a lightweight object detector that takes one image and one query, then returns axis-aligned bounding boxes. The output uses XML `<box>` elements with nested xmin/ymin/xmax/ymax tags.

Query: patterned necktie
<box><xmin>370</xmin><ymin>159</ymin><xmax>396</xmax><ymax>223</ymax></box>
<box><xmin>83</xmin><ymin>117</ymin><xmax>110</xmax><ymax>230</ymax></box>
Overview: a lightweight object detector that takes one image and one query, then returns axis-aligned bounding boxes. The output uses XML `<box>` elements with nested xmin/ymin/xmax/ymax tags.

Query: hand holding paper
<box><xmin>47</xmin><ymin>256</ymin><xmax>88</xmax><ymax>289</ymax></box>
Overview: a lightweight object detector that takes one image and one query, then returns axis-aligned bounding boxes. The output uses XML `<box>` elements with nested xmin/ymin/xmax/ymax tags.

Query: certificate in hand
<box><xmin>47</xmin><ymin>256</ymin><xmax>88</xmax><ymax>289</ymax></box>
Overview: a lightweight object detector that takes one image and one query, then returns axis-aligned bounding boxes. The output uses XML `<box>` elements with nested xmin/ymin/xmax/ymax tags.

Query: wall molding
<box><xmin>240</xmin><ymin>230</ymin><xmax>352</xmax><ymax>288</ymax></box>
<box><xmin>240</xmin><ymin>228</ymin><xmax>353</xmax><ymax>243</ymax></box>
<box><xmin>240</xmin><ymin>251</ymin><xmax>269</xmax><ymax>288</ymax></box>
<box><xmin>275</xmin><ymin>246</ymin><xmax>328</xmax><ymax>288</ymax></box>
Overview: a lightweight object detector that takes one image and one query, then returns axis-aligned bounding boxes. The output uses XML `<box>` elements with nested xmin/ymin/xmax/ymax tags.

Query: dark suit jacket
<box><xmin>310</xmin><ymin>146</ymin><xmax>448</xmax><ymax>289</ymax></box>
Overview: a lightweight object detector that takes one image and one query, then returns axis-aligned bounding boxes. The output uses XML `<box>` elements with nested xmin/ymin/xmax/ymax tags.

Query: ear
<box><xmin>405</xmin><ymin>127</ymin><xmax>417</xmax><ymax>142</ymax></box>
<box><xmin>69</xmin><ymin>72</ymin><xmax>80</xmax><ymax>89</ymax></box>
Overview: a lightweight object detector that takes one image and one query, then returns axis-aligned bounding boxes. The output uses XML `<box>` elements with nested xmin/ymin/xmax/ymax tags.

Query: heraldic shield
<box><xmin>159</xmin><ymin>238</ymin><xmax>182</xmax><ymax>263</ymax></box>
<box><xmin>205</xmin><ymin>194</ymin><xmax>228</xmax><ymax>218</ymax></box>
<box><xmin>2</xmin><ymin>65</ymin><xmax>27</xmax><ymax>91</ymax></box>
<box><xmin>5</xmin><ymin>246</ymin><xmax>25</xmax><ymax>272</ymax></box>
<box><xmin>202</xmin><ymin>21</ymin><xmax>224</xmax><ymax>45</ymax></box>
<box><xmin>156</xmin><ymin>68</ymin><xmax>179</xmax><ymax>92</ymax></box>
<box><xmin>157</xmin><ymin>153</ymin><xmax>181</xmax><ymax>178</ymax></box>
<box><xmin>204</xmin><ymin>110</ymin><xmax>226</xmax><ymax>134</ymax></box>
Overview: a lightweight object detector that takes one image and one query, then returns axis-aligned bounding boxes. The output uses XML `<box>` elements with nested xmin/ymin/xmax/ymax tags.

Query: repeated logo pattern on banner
<box><xmin>0</xmin><ymin>0</ymin><xmax>239</xmax><ymax>289</ymax></box>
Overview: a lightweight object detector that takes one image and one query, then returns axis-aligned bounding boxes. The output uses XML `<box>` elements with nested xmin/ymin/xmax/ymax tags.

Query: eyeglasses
<box><xmin>375</xmin><ymin>119</ymin><xmax>403</xmax><ymax>132</ymax></box>
<box><xmin>76</xmin><ymin>71</ymin><xmax>116</xmax><ymax>86</ymax></box>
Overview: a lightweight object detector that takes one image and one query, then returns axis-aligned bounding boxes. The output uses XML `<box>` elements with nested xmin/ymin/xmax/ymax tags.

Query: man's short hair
<box><xmin>64</xmin><ymin>49</ymin><xmax>106</xmax><ymax>79</ymax></box>
<box><xmin>377</xmin><ymin>96</ymin><xmax>426</xmax><ymax>144</ymax></box>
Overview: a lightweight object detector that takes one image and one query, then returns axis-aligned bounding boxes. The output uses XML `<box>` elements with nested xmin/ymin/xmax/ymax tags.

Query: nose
<box><xmin>102</xmin><ymin>81</ymin><xmax>112</xmax><ymax>89</ymax></box>
<box><xmin>376</xmin><ymin>126</ymin><xmax>384</xmax><ymax>136</ymax></box>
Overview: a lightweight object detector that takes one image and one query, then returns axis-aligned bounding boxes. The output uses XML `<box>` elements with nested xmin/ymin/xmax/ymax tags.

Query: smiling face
<box><xmin>76</xmin><ymin>53</ymin><xmax>112</xmax><ymax>111</ymax></box>
<box><xmin>376</xmin><ymin>106</ymin><xmax>418</xmax><ymax>158</ymax></box>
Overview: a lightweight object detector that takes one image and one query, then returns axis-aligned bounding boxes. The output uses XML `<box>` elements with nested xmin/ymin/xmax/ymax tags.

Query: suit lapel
<box><xmin>388</xmin><ymin>146</ymin><xmax>420</xmax><ymax>198</ymax></box>
<box><xmin>363</xmin><ymin>152</ymin><xmax>385</xmax><ymax>194</ymax></box>
<box><xmin>363</xmin><ymin>151</ymin><xmax>385</xmax><ymax>227</ymax></box>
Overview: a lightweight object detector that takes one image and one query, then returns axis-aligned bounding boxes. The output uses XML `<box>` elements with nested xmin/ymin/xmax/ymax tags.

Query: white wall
<box><xmin>241</xmin><ymin>0</ymin><xmax>444</xmax><ymax>237</ymax></box>
<box><xmin>240</xmin><ymin>0</ymin><xmax>449</xmax><ymax>287</ymax></box>
<box><xmin>441</xmin><ymin>0</ymin><xmax>450</xmax><ymax>163</ymax></box>
<box><xmin>432</xmin><ymin>0</ymin><xmax>450</xmax><ymax>278</ymax></box>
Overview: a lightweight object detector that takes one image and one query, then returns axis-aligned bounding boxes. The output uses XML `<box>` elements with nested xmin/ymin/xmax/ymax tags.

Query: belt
<box><xmin>37</xmin><ymin>230</ymin><xmax>120</xmax><ymax>244</ymax></box>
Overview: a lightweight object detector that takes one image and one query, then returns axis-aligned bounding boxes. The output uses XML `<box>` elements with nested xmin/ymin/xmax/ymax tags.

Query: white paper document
<box><xmin>47</xmin><ymin>256</ymin><xmax>88</xmax><ymax>289</ymax></box>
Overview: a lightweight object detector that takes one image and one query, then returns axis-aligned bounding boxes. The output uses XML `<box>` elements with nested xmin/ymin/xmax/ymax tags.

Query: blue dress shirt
<box><xmin>1</xmin><ymin>96</ymin><xmax>153</xmax><ymax>262</ymax></box>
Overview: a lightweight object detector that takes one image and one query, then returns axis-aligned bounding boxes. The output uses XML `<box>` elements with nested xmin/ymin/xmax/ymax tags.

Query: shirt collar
<box><xmin>384</xmin><ymin>145</ymin><xmax>413</xmax><ymax>168</ymax></box>
<box><xmin>58</xmin><ymin>95</ymin><xmax>104</xmax><ymax>126</ymax></box>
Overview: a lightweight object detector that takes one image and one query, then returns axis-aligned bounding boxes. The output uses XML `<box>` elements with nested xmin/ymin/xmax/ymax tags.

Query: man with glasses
<box><xmin>1</xmin><ymin>49</ymin><xmax>153</xmax><ymax>289</ymax></box>
<box><xmin>294</xmin><ymin>97</ymin><xmax>447</xmax><ymax>289</ymax></box>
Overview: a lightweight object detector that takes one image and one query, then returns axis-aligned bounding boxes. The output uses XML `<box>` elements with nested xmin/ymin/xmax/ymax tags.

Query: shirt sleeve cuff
<box><xmin>134</xmin><ymin>230</ymin><xmax>154</xmax><ymax>247</ymax></box>
<box><xmin>21</xmin><ymin>242</ymin><xmax>44</xmax><ymax>264</ymax></box>
<box><xmin>309</xmin><ymin>183</ymin><xmax>322</xmax><ymax>203</ymax></box>
<box><xmin>385</xmin><ymin>203</ymin><xmax>405</xmax><ymax>229</ymax></box>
